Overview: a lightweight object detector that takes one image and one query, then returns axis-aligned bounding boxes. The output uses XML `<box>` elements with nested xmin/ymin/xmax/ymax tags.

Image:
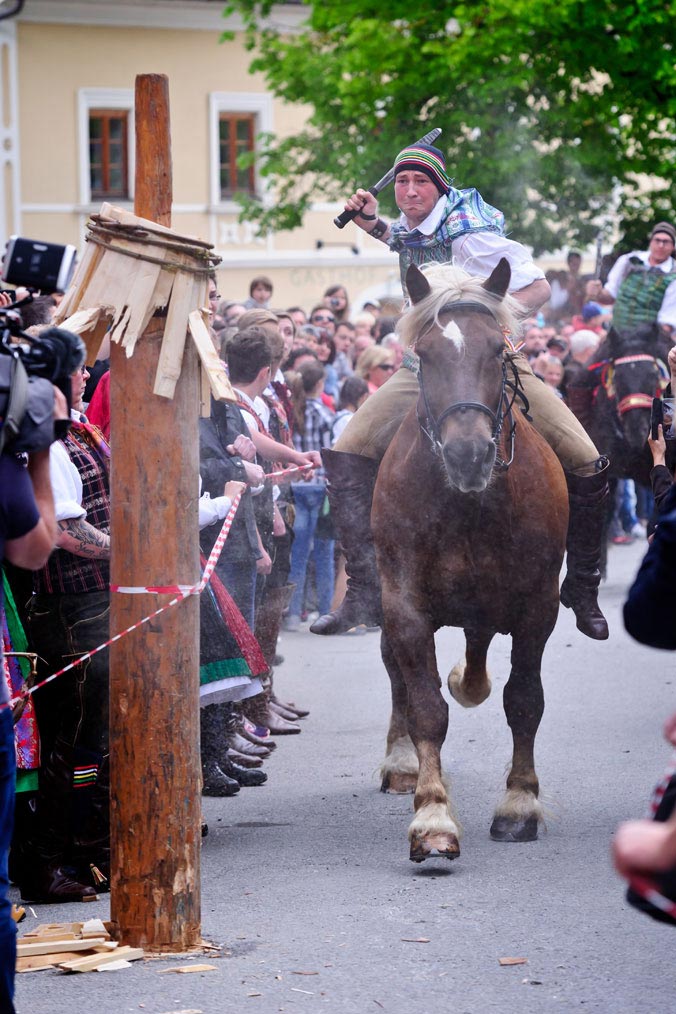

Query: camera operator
<box><xmin>0</xmin><ymin>385</ymin><xmax>65</xmax><ymax>1013</ymax></box>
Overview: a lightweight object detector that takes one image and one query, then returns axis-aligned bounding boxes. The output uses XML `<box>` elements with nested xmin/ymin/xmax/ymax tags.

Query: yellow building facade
<box><xmin>0</xmin><ymin>0</ymin><xmax>400</xmax><ymax>310</ymax></box>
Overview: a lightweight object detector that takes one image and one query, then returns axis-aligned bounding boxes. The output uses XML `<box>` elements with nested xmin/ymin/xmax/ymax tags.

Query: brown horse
<box><xmin>372</xmin><ymin>259</ymin><xmax>569</xmax><ymax>863</ymax></box>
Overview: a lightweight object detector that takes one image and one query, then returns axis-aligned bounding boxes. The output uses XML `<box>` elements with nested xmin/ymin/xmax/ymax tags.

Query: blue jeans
<box><xmin>288</xmin><ymin>485</ymin><xmax>335</xmax><ymax>617</ymax></box>
<box><xmin>0</xmin><ymin>707</ymin><xmax>16</xmax><ymax>1013</ymax></box>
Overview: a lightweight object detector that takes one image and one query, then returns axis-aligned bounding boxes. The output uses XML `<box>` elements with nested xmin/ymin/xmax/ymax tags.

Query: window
<box><xmin>209</xmin><ymin>93</ymin><xmax>272</xmax><ymax>208</ymax></box>
<box><xmin>218</xmin><ymin>113</ymin><xmax>255</xmax><ymax>199</ymax></box>
<box><xmin>89</xmin><ymin>110</ymin><xmax>129</xmax><ymax>199</ymax></box>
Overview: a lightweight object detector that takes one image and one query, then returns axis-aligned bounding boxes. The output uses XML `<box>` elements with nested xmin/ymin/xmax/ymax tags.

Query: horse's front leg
<box><xmin>384</xmin><ymin>608</ymin><xmax>460</xmax><ymax>863</ymax></box>
<box><xmin>380</xmin><ymin>632</ymin><xmax>418</xmax><ymax>794</ymax></box>
<box><xmin>490</xmin><ymin>621</ymin><xmax>552</xmax><ymax>842</ymax></box>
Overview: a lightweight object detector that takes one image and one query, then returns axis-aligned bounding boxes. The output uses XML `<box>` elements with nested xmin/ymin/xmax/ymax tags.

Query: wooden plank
<box><xmin>58</xmin><ymin>945</ymin><xmax>143</xmax><ymax>973</ymax></box>
<box><xmin>81</xmin><ymin>918</ymin><xmax>110</xmax><ymax>939</ymax></box>
<box><xmin>22</xmin><ymin>922</ymin><xmax>82</xmax><ymax>938</ymax></box>
<box><xmin>188</xmin><ymin>309</ymin><xmax>236</xmax><ymax>403</ymax></box>
<box><xmin>17</xmin><ymin>951</ymin><xmax>85</xmax><ymax>973</ymax></box>
<box><xmin>55</xmin><ymin>240</ymin><xmax>105</xmax><ymax>322</ymax></box>
<box><xmin>58</xmin><ymin>307</ymin><xmax>111</xmax><ymax>363</ymax></box>
<box><xmin>152</xmin><ymin>270</ymin><xmax>196</xmax><ymax>398</ymax></box>
<box><xmin>200</xmin><ymin>363</ymin><xmax>211</xmax><ymax>418</ymax></box>
<box><xmin>17</xmin><ymin>937</ymin><xmax>108</xmax><ymax>957</ymax></box>
<box><xmin>99</xmin><ymin>202</ymin><xmax>204</xmax><ymax>245</ymax></box>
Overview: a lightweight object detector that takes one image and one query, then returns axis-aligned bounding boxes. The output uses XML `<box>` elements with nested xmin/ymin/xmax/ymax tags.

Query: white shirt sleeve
<box><xmin>49</xmin><ymin>440</ymin><xmax>86</xmax><ymax>522</ymax></box>
<box><xmin>198</xmin><ymin>492</ymin><xmax>232</xmax><ymax>529</ymax></box>
<box><xmin>604</xmin><ymin>252</ymin><xmax>634</xmax><ymax>299</ymax></box>
<box><xmin>658</xmin><ymin>280</ymin><xmax>676</xmax><ymax>329</ymax></box>
<box><xmin>452</xmin><ymin>231</ymin><xmax>545</xmax><ymax>292</ymax></box>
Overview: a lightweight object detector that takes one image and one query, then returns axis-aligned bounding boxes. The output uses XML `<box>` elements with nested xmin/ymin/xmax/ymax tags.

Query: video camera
<box><xmin>0</xmin><ymin>237</ymin><xmax>85</xmax><ymax>454</ymax></box>
<box><xmin>1</xmin><ymin>236</ymin><xmax>77</xmax><ymax>295</ymax></box>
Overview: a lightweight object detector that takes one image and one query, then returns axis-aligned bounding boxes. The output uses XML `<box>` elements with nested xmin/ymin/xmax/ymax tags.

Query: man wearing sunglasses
<box><xmin>309</xmin><ymin>306</ymin><xmax>336</xmax><ymax>339</ymax></box>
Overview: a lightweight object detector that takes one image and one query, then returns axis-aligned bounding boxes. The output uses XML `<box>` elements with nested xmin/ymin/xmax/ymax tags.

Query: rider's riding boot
<box><xmin>310</xmin><ymin>449</ymin><xmax>382</xmax><ymax>636</ymax></box>
<box><xmin>559</xmin><ymin>458</ymin><xmax>610</xmax><ymax>641</ymax></box>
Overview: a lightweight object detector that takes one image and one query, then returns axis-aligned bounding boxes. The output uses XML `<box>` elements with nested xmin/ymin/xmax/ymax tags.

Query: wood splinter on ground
<box><xmin>161</xmin><ymin>963</ymin><xmax>218</xmax><ymax>974</ymax></box>
<box><xmin>16</xmin><ymin>920</ymin><xmax>143</xmax><ymax>974</ymax></box>
<box><xmin>498</xmin><ymin>956</ymin><xmax>529</xmax><ymax>966</ymax></box>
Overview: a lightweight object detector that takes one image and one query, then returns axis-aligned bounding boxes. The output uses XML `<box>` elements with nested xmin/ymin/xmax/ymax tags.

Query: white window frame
<box><xmin>209</xmin><ymin>92</ymin><xmax>273</xmax><ymax>212</ymax></box>
<box><xmin>78</xmin><ymin>88</ymin><xmax>135</xmax><ymax>207</ymax></box>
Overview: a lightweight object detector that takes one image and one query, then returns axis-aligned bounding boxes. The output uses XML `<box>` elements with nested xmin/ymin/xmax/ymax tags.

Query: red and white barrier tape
<box><xmin>5</xmin><ymin>490</ymin><xmax>245</xmax><ymax>711</ymax></box>
<box><xmin>107</xmin><ymin>466</ymin><xmax>312</xmax><ymax>598</ymax></box>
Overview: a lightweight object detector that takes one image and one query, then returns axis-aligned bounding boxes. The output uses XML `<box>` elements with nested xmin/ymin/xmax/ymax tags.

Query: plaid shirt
<box><xmin>292</xmin><ymin>398</ymin><xmax>334</xmax><ymax>485</ymax></box>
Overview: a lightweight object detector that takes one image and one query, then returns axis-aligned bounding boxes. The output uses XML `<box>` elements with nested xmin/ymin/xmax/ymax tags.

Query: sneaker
<box><xmin>282</xmin><ymin>614</ymin><xmax>301</xmax><ymax>632</ymax></box>
<box><xmin>612</xmin><ymin>533</ymin><xmax>634</xmax><ymax>545</ymax></box>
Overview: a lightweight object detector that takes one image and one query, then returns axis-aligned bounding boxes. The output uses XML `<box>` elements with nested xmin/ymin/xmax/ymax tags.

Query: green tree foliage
<box><xmin>223</xmin><ymin>0</ymin><xmax>676</xmax><ymax>254</ymax></box>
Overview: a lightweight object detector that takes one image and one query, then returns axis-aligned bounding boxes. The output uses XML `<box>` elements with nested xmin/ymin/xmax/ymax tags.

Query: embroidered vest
<box><xmin>613</xmin><ymin>260</ymin><xmax>676</xmax><ymax>332</ymax></box>
<box><xmin>35</xmin><ymin>427</ymin><xmax>110</xmax><ymax>594</ymax></box>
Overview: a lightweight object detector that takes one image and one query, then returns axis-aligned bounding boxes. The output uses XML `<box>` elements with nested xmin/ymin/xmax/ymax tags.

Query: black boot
<box><xmin>202</xmin><ymin>757</ymin><xmax>240</xmax><ymax>796</ymax></box>
<box><xmin>223</xmin><ymin>752</ymin><xmax>268</xmax><ymax>787</ymax></box>
<box><xmin>310</xmin><ymin>449</ymin><xmax>382</xmax><ymax>635</ymax></box>
<box><xmin>559</xmin><ymin>458</ymin><xmax>610</xmax><ymax>640</ymax></box>
<box><xmin>18</xmin><ymin>739</ymin><xmax>98</xmax><ymax>903</ymax></box>
<box><xmin>70</xmin><ymin>749</ymin><xmax>111</xmax><ymax>892</ymax></box>
<box><xmin>218</xmin><ymin>706</ymin><xmax>267</xmax><ymax>786</ymax></box>
<box><xmin>200</xmin><ymin>706</ymin><xmax>240</xmax><ymax>797</ymax></box>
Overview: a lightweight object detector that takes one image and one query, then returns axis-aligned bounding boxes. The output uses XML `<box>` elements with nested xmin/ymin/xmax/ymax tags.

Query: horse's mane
<box><xmin>396</xmin><ymin>262</ymin><xmax>525</xmax><ymax>350</ymax></box>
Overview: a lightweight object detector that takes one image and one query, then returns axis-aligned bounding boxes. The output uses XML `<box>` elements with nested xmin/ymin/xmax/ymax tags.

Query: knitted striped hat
<box><xmin>393</xmin><ymin>143</ymin><xmax>451</xmax><ymax>195</ymax></box>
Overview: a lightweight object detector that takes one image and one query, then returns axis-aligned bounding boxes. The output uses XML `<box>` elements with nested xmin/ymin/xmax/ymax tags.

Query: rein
<box><xmin>416</xmin><ymin>300</ymin><xmax>530</xmax><ymax>472</ymax></box>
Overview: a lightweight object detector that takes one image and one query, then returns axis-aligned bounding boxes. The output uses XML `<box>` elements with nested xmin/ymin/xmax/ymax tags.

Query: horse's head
<box><xmin>403</xmin><ymin>259</ymin><xmax>520</xmax><ymax>494</ymax></box>
<box><xmin>606</xmin><ymin>323</ymin><xmax>664</xmax><ymax>453</ymax></box>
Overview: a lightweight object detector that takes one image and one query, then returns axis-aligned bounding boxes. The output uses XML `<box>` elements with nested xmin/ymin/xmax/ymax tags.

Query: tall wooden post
<box><xmin>109</xmin><ymin>74</ymin><xmax>201</xmax><ymax>951</ymax></box>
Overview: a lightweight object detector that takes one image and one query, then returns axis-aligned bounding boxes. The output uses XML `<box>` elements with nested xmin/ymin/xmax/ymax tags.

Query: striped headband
<box><xmin>393</xmin><ymin>144</ymin><xmax>451</xmax><ymax>195</ymax></box>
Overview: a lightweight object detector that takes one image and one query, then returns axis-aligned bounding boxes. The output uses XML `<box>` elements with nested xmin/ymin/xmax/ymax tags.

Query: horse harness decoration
<box><xmin>589</xmin><ymin>352</ymin><xmax>668</xmax><ymax>418</ymax></box>
<box><xmin>414</xmin><ymin>300</ymin><xmax>531</xmax><ymax>471</ymax></box>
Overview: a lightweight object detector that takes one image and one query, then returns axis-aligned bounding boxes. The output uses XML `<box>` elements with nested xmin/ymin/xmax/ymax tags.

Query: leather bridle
<box><xmin>415</xmin><ymin>301</ymin><xmax>530</xmax><ymax>472</ymax></box>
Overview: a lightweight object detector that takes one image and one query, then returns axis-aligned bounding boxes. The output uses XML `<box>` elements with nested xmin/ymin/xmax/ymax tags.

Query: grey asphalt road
<box><xmin>14</xmin><ymin>536</ymin><xmax>676</xmax><ymax>1014</ymax></box>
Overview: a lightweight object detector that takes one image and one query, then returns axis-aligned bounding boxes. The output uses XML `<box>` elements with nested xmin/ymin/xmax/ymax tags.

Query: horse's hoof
<box><xmin>448</xmin><ymin>663</ymin><xmax>491</xmax><ymax>708</ymax></box>
<box><xmin>409</xmin><ymin>831</ymin><xmax>460</xmax><ymax>863</ymax></box>
<box><xmin>381</xmin><ymin>771</ymin><xmax>417</xmax><ymax>794</ymax></box>
<box><xmin>489</xmin><ymin>815</ymin><xmax>539</xmax><ymax>842</ymax></box>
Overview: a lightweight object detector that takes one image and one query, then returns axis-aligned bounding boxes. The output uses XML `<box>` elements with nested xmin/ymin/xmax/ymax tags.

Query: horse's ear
<box><xmin>482</xmin><ymin>257</ymin><xmax>511</xmax><ymax>300</ymax></box>
<box><xmin>406</xmin><ymin>264</ymin><xmax>431</xmax><ymax>304</ymax></box>
<box><xmin>607</xmin><ymin>326</ymin><xmax>621</xmax><ymax>356</ymax></box>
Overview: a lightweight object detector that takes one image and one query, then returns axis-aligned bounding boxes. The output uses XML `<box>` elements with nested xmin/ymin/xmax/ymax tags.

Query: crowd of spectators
<box><xmin>0</xmin><ymin>272</ymin><xmax>409</xmax><ymax>924</ymax></box>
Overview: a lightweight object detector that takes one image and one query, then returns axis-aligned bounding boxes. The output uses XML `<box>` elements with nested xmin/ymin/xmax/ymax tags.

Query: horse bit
<box><xmin>415</xmin><ymin>301</ymin><xmax>531</xmax><ymax>472</ymax></box>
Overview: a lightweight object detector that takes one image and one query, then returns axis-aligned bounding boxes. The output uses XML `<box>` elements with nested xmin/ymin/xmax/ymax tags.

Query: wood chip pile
<box><xmin>17</xmin><ymin>919</ymin><xmax>143</xmax><ymax>974</ymax></box>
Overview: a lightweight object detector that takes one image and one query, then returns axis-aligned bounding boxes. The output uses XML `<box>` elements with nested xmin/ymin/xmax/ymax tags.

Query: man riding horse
<box><xmin>590</xmin><ymin>221</ymin><xmax>676</xmax><ymax>338</ymax></box>
<box><xmin>310</xmin><ymin>142</ymin><xmax>610</xmax><ymax>641</ymax></box>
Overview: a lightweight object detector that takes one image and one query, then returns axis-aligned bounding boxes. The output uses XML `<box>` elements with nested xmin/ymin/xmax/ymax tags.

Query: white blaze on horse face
<box><xmin>442</xmin><ymin>320</ymin><xmax>465</xmax><ymax>351</ymax></box>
